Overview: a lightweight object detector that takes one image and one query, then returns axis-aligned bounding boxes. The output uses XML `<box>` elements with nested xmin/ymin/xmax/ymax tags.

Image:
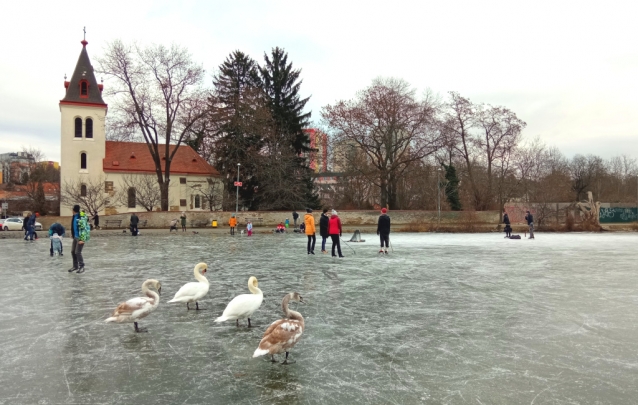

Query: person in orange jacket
<box><xmin>304</xmin><ymin>208</ymin><xmax>316</xmax><ymax>255</ymax></box>
<box><xmin>229</xmin><ymin>214</ymin><xmax>237</xmax><ymax>235</ymax></box>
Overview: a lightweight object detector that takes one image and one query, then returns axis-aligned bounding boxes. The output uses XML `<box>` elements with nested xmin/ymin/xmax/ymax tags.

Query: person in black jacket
<box><xmin>525</xmin><ymin>211</ymin><xmax>534</xmax><ymax>239</ymax></box>
<box><xmin>292</xmin><ymin>210</ymin><xmax>299</xmax><ymax>229</ymax></box>
<box><xmin>319</xmin><ymin>208</ymin><xmax>330</xmax><ymax>253</ymax></box>
<box><xmin>503</xmin><ymin>212</ymin><xmax>512</xmax><ymax>238</ymax></box>
<box><xmin>130</xmin><ymin>213</ymin><xmax>140</xmax><ymax>236</ymax></box>
<box><xmin>377</xmin><ymin>208</ymin><xmax>391</xmax><ymax>254</ymax></box>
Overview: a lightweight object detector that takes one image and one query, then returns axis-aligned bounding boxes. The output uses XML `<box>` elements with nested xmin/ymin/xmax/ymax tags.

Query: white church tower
<box><xmin>59</xmin><ymin>38</ymin><xmax>107</xmax><ymax>216</ymax></box>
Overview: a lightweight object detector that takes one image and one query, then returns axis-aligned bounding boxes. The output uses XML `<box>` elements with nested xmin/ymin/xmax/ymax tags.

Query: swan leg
<box><xmin>270</xmin><ymin>355</ymin><xmax>277</xmax><ymax>363</ymax></box>
<box><xmin>134</xmin><ymin>322</ymin><xmax>147</xmax><ymax>333</ymax></box>
<box><xmin>248</xmin><ymin>318</ymin><xmax>252</xmax><ymax>327</ymax></box>
<box><xmin>281</xmin><ymin>352</ymin><xmax>295</xmax><ymax>365</ymax></box>
<box><xmin>195</xmin><ymin>302</ymin><xmax>205</xmax><ymax>310</ymax></box>
<box><xmin>186</xmin><ymin>303</ymin><xmax>190</xmax><ymax>310</ymax></box>
<box><xmin>236</xmin><ymin>319</ymin><xmax>239</xmax><ymax>327</ymax></box>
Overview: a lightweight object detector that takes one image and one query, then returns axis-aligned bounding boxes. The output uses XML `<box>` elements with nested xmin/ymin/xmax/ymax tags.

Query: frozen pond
<box><xmin>1</xmin><ymin>232</ymin><xmax>637</xmax><ymax>404</ymax></box>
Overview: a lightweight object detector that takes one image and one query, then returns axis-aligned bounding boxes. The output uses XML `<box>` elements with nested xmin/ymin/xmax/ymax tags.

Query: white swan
<box><xmin>253</xmin><ymin>292</ymin><xmax>305</xmax><ymax>364</ymax></box>
<box><xmin>215</xmin><ymin>276</ymin><xmax>264</xmax><ymax>327</ymax></box>
<box><xmin>105</xmin><ymin>279</ymin><xmax>161</xmax><ymax>333</ymax></box>
<box><xmin>168</xmin><ymin>263</ymin><xmax>209</xmax><ymax>310</ymax></box>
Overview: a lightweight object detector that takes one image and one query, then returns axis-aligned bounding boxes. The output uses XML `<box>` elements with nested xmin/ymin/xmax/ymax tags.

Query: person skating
<box><xmin>304</xmin><ymin>209</ymin><xmax>316</xmax><ymax>255</ymax></box>
<box><xmin>180</xmin><ymin>212</ymin><xmax>187</xmax><ymax>232</ymax></box>
<box><xmin>68</xmin><ymin>205</ymin><xmax>90</xmax><ymax>273</ymax></box>
<box><xmin>292</xmin><ymin>210</ymin><xmax>299</xmax><ymax>229</ymax></box>
<box><xmin>169</xmin><ymin>219</ymin><xmax>178</xmax><ymax>232</ymax></box>
<box><xmin>285</xmin><ymin>218</ymin><xmax>290</xmax><ymax>229</ymax></box>
<box><xmin>319</xmin><ymin>208</ymin><xmax>330</xmax><ymax>253</ymax></box>
<box><xmin>48</xmin><ymin>222</ymin><xmax>66</xmax><ymax>256</ymax></box>
<box><xmin>130</xmin><ymin>213</ymin><xmax>140</xmax><ymax>236</ymax></box>
<box><xmin>329</xmin><ymin>210</ymin><xmax>344</xmax><ymax>258</ymax></box>
<box><xmin>525</xmin><ymin>211</ymin><xmax>534</xmax><ymax>239</ymax></box>
<box><xmin>247</xmin><ymin>220</ymin><xmax>253</xmax><ymax>236</ymax></box>
<box><xmin>22</xmin><ymin>213</ymin><xmax>30</xmax><ymax>239</ymax></box>
<box><xmin>93</xmin><ymin>213</ymin><xmax>100</xmax><ymax>230</ymax></box>
<box><xmin>503</xmin><ymin>212</ymin><xmax>512</xmax><ymax>238</ymax></box>
<box><xmin>25</xmin><ymin>212</ymin><xmax>37</xmax><ymax>241</ymax></box>
<box><xmin>377</xmin><ymin>208</ymin><xmax>391</xmax><ymax>254</ymax></box>
<box><xmin>229</xmin><ymin>214</ymin><xmax>237</xmax><ymax>235</ymax></box>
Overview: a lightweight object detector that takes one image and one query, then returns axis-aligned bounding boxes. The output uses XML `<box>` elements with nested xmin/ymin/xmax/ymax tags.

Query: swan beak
<box><xmin>158</xmin><ymin>287</ymin><xmax>162</xmax><ymax>296</ymax></box>
<box><xmin>299</xmin><ymin>298</ymin><xmax>305</xmax><ymax>304</ymax></box>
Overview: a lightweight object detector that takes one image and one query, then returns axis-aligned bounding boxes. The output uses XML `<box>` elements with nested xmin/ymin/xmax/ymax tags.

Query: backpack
<box><xmin>78</xmin><ymin>213</ymin><xmax>91</xmax><ymax>242</ymax></box>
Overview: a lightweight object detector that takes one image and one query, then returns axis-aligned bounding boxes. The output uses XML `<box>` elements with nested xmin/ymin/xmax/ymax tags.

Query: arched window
<box><xmin>80</xmin><ymin>153</ymin><xmax>87</xmax><ymax>169</ymax></box>
<box><xmin>194</xmin><ymin>195</ymin><xmax>201</xmax><ymax>209</ymax></box>
<box><xmin>127</xmin><ymin>188</ymin><xmax>136</xmax><ymax>208</ymax></box>
<box><xmin>75</xmin><ymin>117</ymin><xmax>82</xmax><ymax>138</ymax></box>
<box><xmin>85</xmin><ymin>118</ymin><xmax>93</xmax><ymax>138</ymax></box>
<box><xmin>80</xmin><ymin>81</ymin><xmax>88</xmax><ymax>97</ymax></box>
<box><xmin>80</xmin><ymin>184</ymin><xmax>87</xmax><ymax>197</ymax></box>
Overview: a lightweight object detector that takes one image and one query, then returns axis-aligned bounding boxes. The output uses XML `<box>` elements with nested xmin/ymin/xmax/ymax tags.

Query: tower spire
<box><xmin>81</xmin><ymin>27</ymin><xmax>88</xmax><ymax>47</ymax></box>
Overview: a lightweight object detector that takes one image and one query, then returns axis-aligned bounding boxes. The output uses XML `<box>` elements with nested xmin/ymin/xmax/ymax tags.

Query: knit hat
<box><xmin>306</xmin><ymin>208</ymin><xmax>312</xmax><ymax>213</ymax></box>
<box><xmin>72</xmin><ymin>205</ymin><xmax>80</xmax><ymax>213</ymax></box>
<box><xmin>381</xmin><ymin>208</ymin><xmax>387</xmax><ymax>214</ymax></box>
<box><xmin>332</xmin><ymin>210</ymin><xmax>338</xmax><ymax>215</ymax></box>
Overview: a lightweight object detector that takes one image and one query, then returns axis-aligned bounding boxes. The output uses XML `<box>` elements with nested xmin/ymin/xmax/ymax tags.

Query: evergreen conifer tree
<box><xmin>260</xmin><ymin>47</ymin><xmax>319</xmax><ymax>208</ymax></box>
<box><xmin>442</xmin><ymin>163</ymin><xmax>462</xmax><ymax>211</ymax></box>
<box><xmin>211</xmin><ymin>51</ymin><xmax>265</xmax><ymax>209</ymax></box>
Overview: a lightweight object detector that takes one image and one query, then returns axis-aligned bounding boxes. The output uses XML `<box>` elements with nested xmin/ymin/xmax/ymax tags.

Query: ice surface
<box><xmin>1</xmin><ymin>232</ymin><xmax>637</xmax><ymax>404</ymax></box>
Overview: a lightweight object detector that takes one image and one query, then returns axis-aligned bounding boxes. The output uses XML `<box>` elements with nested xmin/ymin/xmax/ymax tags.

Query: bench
<box><xmin>190</xmin><ymin>219</ymin><xmax>209</xmax><ymax>228</ymax></box>
<box><xmin>104</xmin><ymin>220</ymin><xmax>122</xmax><ymax>228</ymax></box>
<box><xmin>244</xmin><ymin>217</ymin><xmax>264</xmax><ymax>226</ymax></box>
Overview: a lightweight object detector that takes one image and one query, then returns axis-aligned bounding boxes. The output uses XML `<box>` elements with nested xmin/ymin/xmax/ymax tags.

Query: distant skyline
<box><xmin>1</xmin><ymin>0</ymin><xmax>636</xmax><ymax>163</ymax></box>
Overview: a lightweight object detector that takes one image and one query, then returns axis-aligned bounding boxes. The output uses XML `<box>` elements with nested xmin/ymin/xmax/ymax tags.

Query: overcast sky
<box><xmin>1</xmin><ymin>0</ymin><xmax>636</xmax><ymax>163</ymax></box>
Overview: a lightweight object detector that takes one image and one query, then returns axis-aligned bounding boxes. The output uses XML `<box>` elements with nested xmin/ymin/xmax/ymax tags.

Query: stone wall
<box><xmin>37</xmin><ymin>210</ymin><xmax>501</xmax><ymax>230</ymax></box>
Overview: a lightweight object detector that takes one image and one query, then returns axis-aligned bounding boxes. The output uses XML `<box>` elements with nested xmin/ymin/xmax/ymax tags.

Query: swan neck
<box><xmin>143</xmin><ymin>285</ymin><xmax>160</xmax><ymax>305</ymax></box>
<box><xmin>194</xmin><ymin>268</ymin><xmax>209</xmax><ymax>284</ymax></box>
<box><xmin>248</xmin><ymin>283</ymin><xmax>262</xmax><ymax>295</ymax></box>
<box><xmin>282</xmin><ymin>294</ymin><xmax>303</xmax><ymax>323</ymax></box>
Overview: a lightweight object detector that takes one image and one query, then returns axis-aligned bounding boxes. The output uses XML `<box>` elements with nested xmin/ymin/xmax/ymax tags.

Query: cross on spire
<box><xmin>83</xmin><ymin>26</ymin><xmax>86</xmax><ymax>40</ymax></box>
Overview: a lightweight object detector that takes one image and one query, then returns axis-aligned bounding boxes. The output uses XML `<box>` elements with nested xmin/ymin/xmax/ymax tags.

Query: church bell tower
<box><xmin>59</xmin><ymin>34</ymin><xmax>107</xmax><ymax>216</ymax></box>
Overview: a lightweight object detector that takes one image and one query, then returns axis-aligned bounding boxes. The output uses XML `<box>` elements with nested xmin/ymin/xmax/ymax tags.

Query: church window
<box><xmin>80</xmin><ymin>80</ymin><xmax>88</xmax><ymax>97</ymax></box>
<box><xmin>105</xmin><ymin>181</ymin><xmax>113</xmax><ymax>192</ymax></box>
<box><xmin>180</xmin><ymin>199</ymin><xmax>187</xmax><ymax>207</ymax></box>
<box><xmin>80</xmin><ymin>184</ymin><xmax>87</xmax><ymax>197</ymax></box>
<box><xmin>86</xmin><ymin>118</ymin><xmax>93</xmax><ymax>138</ymax></box>
<box><xmin>194</xmin><ymin>195</ymin><xmax>201</xmax><ymax>208</ymax></box>
<box><xmin>128</xmin><ymin>187</ymin><xmax>136</xmax><ymax>208</ymax></box>
<box><xmin>80</xmin><ymin>153</ymin><xmax>87</xmax><ymax>169</ymax></box>
<box><xmin>180</xmin><ymin>177</ymin><xmax>187</xmax><ymax>184</ymax></box>
<box><xmin>75</xmin><ymin>118</ymin><xmax>82</xmax><ymax>138</ymax></box>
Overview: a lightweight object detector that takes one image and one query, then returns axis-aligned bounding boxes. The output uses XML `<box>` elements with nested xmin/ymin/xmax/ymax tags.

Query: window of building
<box><xmin>74</xmin><ymin>117</ymin><xmax>82</xmax><ymax>138</ymax></box>
<box><xmin>80</xmin><ymin>184</ymin><xmax>87</xmax><ymax>197</ymax></box>
<box><xmin>180</xmin><ymin>199</ymin><xmax>187</xmax><ymax>207</ymax></box>
<box><xmin>180</xmin><ymin>177</ymin><xmax>187</xmax><ymax>184</ymax></box>
<box><xmin>105</xmin><ymin>181</ymin><xmax>113</xmax><ymax>192</ymax></box>
<box><xmin>127</xmin><ymin>187</ymin><xmax>136</xmax><ymax>208</ymax></box>
<box><xmin>86</xmin><ymin>118</ymin><xmax>93</xmax><ymax>138</ymax></box>
<box><xmin>80</xmin><ymin>153</ymin><xmax>87</xmax><ymax>169</ymax></box>
<box><xmin>194</xmin><ymin>195</ymin><xmax>200</xmax><ymax>209</ymax></box>
<box><xmin>80</xmin><ymin>80</ymin><xmax>88</xmax><ymax>97</ymax></box>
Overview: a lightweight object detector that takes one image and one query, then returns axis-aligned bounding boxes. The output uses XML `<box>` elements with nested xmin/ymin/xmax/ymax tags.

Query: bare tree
<box><xmin>98</xmin><ymin>41</ymin><xmax>207</xmax><ymax>211</ymax></box>
<box><xmin>322</xmin><ymin>78</ymin><xmax>440</xmax><ymax>209</ymax></box>
<box><xmin>61</xmin><ymin>175</ymin><xmax>110</xmax><ymax>217</ymax></box>
<box><xmin>115</xmin><ymin>174</ymin><xmax>161</xmax><ymax>211</ymax></box>
<box><xmin>190</xmin><ymin>178</ymin><xmax>223</xmax><ymax>211</ymax></box>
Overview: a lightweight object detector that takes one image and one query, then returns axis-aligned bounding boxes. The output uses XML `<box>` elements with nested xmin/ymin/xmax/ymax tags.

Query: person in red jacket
<box><xmin>328</xmin><ymin>209</ymin><xmax>344</xmax><ymax>258</ymax></box>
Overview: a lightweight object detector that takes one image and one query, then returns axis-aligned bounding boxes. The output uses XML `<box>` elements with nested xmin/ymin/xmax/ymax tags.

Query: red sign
<box><xmin>234</xmin><ymin>181</ymin><xmax>243</xmax><ymax>187</ymax></box>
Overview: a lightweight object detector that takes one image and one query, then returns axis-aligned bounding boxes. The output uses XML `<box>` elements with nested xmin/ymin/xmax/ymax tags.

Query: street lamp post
<box><xmin>437</xmin><ymin>168</ymin><xmax>441</xmax><ymax>224</ymax></box>
<box><xmin>235</xmin><ymin>163</ymin><xmax>241</xmax><ymax>217</ymax></box>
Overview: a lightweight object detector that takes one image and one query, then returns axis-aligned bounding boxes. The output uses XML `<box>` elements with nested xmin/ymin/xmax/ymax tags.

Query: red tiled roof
<box><xmin>103</xmin><ymin>141</ymin><xmax>219</xmax><ymax>176</ymax></box>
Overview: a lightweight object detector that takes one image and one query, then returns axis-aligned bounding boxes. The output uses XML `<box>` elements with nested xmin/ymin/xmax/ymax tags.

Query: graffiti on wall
<box><xmin>598</xmin><ymin>207</ymin><xmax>638</xmax><ymax>223</ymax></box>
